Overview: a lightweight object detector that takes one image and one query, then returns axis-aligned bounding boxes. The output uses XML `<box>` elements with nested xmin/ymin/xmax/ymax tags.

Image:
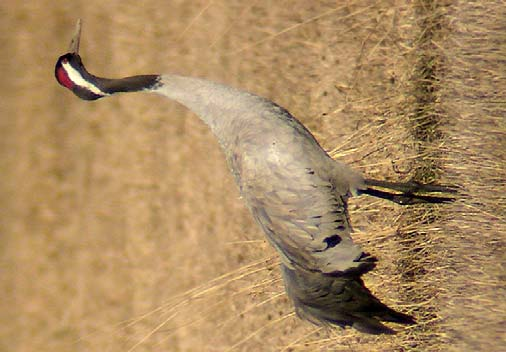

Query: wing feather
<box><xmin>247</xmin><ymin>171</ymin><xmax>373</xmax><ymax>275</ymax></box>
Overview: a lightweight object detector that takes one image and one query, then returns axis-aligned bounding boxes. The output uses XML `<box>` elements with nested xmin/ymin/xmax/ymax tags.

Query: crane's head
<box><xmin>55</xmin><ymin>20</ymin><xmax>160</xmax><ymax>100</ymax></box>
<box><xmin>55</xmin><ymin>53</ymin><xmax>107</xmax><ymax>100</ymax></box>
<box><xmin>55</xmin><ymin>19</ymin><xmax>107</xmax><ymax>101</ymax></box>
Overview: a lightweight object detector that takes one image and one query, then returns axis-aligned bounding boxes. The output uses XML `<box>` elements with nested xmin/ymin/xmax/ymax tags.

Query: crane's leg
<box><xmin>359</xmin><ymin>179</ymin><xmax>458</xmax><ymax>205</ymax></box>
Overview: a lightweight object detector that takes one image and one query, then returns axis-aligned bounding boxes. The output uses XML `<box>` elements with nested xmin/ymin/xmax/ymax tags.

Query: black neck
<box><xmin>95</xmin><ymin>75</ymin><xmax>161</xmax><ymax>95</ymax></box>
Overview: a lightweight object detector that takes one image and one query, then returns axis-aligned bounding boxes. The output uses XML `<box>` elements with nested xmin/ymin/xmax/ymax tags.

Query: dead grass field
<box><xmin>1</xmin><ymin>1</ymin><xmax>504</xmax><ymax>351</ymax></box>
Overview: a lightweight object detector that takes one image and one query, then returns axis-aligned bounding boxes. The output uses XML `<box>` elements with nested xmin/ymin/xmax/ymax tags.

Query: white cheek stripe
<box><xmin>62</xmin><ymin>62</ymin><xmax>109</xmax><ymax>96</ymax></box>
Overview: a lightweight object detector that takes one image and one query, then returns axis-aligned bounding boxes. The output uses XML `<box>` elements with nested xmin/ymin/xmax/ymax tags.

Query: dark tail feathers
<box><xmin>359</xmin><ymin>179</ymin><xmax>458</xmax><ymax>205</ymax></box>
<box><xmin>281</xmin><ymin>264</ymin><xmax>415</xmax><ymax>334</ymax></box>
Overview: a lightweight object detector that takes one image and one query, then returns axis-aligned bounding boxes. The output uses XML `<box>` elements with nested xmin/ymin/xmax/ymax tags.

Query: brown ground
<box><xmin>1</xmin><ymin>1</ymin><xmax>504</xmax><ymax>351</ymax></box>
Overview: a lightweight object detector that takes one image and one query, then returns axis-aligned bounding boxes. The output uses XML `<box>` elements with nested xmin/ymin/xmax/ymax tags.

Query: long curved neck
<box><xmin>55</xmin><ymin>53</ymin><xmax>280</xmax><ymax>149</ymax></box>
<box><xmin>153</xmin><ymin>74</ymin><xmax>268</xmax><ymax>146</ymax></box>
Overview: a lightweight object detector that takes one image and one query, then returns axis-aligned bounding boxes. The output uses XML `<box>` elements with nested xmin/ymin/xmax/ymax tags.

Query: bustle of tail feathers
<box><xmin>281</xmin><ymin>264</ymin><xmax>415</xmax><ymax>334</ymax></box>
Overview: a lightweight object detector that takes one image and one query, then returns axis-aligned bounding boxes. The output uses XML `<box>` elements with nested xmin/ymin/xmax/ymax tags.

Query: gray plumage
<box><xmin>55</xmin><ymin>21</ymin><xmax>455</xmax><ymax>334</ymax></box>
<box><xmin>157</xmin><ymin>75</ymin><xmax>369</xmax><ymax>275</ymax></box>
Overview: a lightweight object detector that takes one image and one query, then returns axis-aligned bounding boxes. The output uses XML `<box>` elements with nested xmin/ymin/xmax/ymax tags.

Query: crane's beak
<box><xmin>68</xmin><ymin>19</ymin><xmax>82</xmax><ymax>54</ymax></box>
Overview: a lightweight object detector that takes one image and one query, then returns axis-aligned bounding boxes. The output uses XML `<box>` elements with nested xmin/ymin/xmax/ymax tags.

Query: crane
<box><xmin>55</xmin><ymin>20</ymin><xmax>455</xmax><ymax>334</ymax></box>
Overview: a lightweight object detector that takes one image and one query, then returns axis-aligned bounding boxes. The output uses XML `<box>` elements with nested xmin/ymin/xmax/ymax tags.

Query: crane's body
<box><xmin>159</xmin><ymin>75</ymin><xmax>370</xmax><ymax>274</ymax></box>
<box><xmin>55</xmin><ymin>21</ymin><xmax>455</xmax><ymax>334</ymax></box>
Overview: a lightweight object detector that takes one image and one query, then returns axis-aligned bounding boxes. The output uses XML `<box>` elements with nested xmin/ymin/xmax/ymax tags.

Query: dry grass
<box><xmin>0</xmin><ymin>0</ymin><xmax>504</xmax><ymax>351</ymax></box>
